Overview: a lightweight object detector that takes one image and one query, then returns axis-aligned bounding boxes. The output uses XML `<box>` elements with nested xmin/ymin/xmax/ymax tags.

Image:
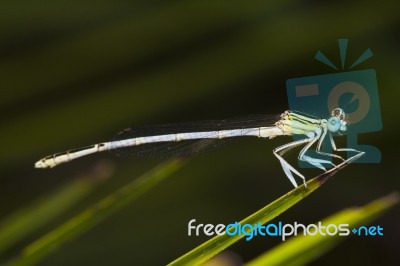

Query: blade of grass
<box><xmin>0</xmin><ymin>161</ymin><xmax>114</xmax><ymax>255</ymax></box>
<box><xmin>8</xmin><ymin>160</ymin><xmax>183</xmax><ymax>266</ymax></box>
<box><xmin>168</xmin><ymin>153</ymin><xmax>364</xmax><ymax>266</ymax></box>
<box><xmin>246</xmin><ymin>192</ymin><xmax>399</xmax><ymax>266</ymax></box>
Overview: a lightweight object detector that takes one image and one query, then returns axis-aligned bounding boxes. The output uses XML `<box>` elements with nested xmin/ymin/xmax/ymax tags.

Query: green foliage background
<box><xmin>1</xmin><ymin>0</ymin><xmax>399</xmax><ymax>265</ymax></box>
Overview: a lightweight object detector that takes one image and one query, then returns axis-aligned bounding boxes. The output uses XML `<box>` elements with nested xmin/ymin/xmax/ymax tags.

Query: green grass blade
<box><xmin>168</xmin><ymin>154</ymin><xmax>363</xmax><ymax>266</ymax></box>
<box><xmin>246</xmin><ymin>192</ymin><xmax>399</xmax><ymax>266</ymax></box>
<box><xmin>0</xmin><ymin>161</ymin><xmax>113</xmax><ymax>255</ymax></box>
<box><xmin>8</xmin><ymin>160</ymin><xmax>182</xmax><ymax>266</ymax></box>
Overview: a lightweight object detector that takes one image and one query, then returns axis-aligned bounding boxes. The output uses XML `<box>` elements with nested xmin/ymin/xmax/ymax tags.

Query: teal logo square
<box><xmin>286</xmin><ymin>39</ymin><xmax>382</xmax><ymax>167</ymax></box>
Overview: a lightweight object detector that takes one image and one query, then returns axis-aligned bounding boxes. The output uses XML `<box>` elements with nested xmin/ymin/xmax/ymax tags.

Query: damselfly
<box><xmin>35</xmin><ymin>108</ymin><xmax>364</xmax><ymax>187</ymax></box>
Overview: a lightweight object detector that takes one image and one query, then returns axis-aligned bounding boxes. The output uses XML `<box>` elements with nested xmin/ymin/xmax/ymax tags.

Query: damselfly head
<box><xmin>328</xmin><ymin>108</ymin><xmax>347</xmax><ymax>133</ymax></box>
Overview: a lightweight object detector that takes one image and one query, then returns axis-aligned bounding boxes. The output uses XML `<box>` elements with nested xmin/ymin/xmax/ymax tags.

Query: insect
<box><xmin>35</xmin><ymin>108</ymin><xmax>363</xmax><ymax>187</ymax></box>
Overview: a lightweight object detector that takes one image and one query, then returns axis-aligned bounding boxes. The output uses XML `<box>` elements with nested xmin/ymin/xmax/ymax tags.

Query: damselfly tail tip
<box><xmin>34</xmin><ymin>158</ymin><xmax>53</xmax><ymax>169</ymax></box>
<box><xmin>35</xmin><ymin>159</ymin><xmax>45</xmax><ymax>169</ymax></box>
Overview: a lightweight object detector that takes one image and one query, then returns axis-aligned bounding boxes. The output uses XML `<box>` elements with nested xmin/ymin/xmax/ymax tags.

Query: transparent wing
<box><xmin>111</xmin><ymin>114</ymin><xmax>279</xmax><ymax>158</ymax></box>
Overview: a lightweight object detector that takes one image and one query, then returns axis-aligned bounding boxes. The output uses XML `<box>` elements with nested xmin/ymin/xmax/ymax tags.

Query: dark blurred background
<box><xmin>0</xmin><ymin>0</ymin><xmax>399</xmax><ymax>265</ymax></box>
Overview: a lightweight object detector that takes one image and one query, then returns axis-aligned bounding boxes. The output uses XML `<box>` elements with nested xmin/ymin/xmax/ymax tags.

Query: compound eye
<box><xmin>331</xmin><ymin>108</ymin><xmax>346</xmax><ymax>120</ymax></box>
<box><xmin>327</xmin><ymin>117</ymin><xmax>341</xmax><ymax>133</ymax></box>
